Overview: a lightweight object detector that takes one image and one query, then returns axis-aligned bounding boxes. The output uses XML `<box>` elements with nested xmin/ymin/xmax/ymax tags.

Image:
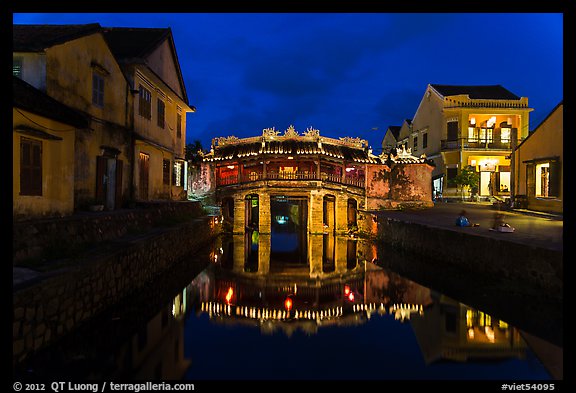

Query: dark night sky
<box><xmin>13</xmin><ymin>13</ymin><xmax>563</xmax><ymax>152</ymax></box>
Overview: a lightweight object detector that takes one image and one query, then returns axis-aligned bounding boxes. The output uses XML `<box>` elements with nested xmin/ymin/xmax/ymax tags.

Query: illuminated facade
<box><xmin>514</xmin><ymin>102</ymin><xmax>562</xmax><ymax>214</ymax></box>
<box><xmin>402</xmin><ymin>84</ymin><xmax>532</xmax><ymax>200</ymax></box>
<box><xmin>202</xmin><ymin>126</ymin><xmax>434</xmax><ymax>235</ymax></box>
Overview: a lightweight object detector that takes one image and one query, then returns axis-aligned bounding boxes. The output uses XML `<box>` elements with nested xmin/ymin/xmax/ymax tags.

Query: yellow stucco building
<box><xmin>514</xmin><ymin>102</ymin><xmax>563</xmax><ymax>214</ymax></box>
<box><xmin>400</xmin><ymin>84</ymin><xmax>532</xmax><ymax>200</ymax></box>
<box><xmin>13</xmin><ymin>23</ymin><xmax>195</xmax><ymax>220</ymax></box>
<box><xmin>13</xmin><ymin>24</ymin><xmax>133</xmax><ymax>211</ymax></box>
<box><xmin>103</xmin><ymin>27</ymin><xmax>195</xmax><ymax>201</ymax></box>
<box><xmin>13</xmin><ymin>77</ymin><xmax>89</xmax><ymax>219</ymax></box>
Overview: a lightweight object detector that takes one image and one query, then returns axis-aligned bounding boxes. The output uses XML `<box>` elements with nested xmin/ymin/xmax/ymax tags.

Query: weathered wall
<box><xmin>376</xmin><ymin>217</ymin><xmax>562</xmax><ymax>297</ymax></box>
<box><xmin>188</xmin><ymin>162</ymin><xmax>215</xmax><ymax>198</ymax></box>
<box><xmin>13</xmin><ymin>215</ymin><xmax>219</xmax><ymax>365</ymax></box>
<box><xmin>366</xmin><ymin>163</ymin><xmax>434</xmax><ymax>210</ymax></box>
<box><xmin>44</xmin><ymin>33</ymin><xmax>133</xmax><ymax>209</ymax></box>
<box><xmin>13</xmin><ymin>201</ymin><xmax>205</xmax><ymax>265</ymax></box>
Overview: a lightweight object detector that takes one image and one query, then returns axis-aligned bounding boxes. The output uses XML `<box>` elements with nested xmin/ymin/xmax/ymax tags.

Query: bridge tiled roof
<box><xmin>205</xmin><ymin>136</ymin><xmax>386</xmax><ymax>164</ymax></box>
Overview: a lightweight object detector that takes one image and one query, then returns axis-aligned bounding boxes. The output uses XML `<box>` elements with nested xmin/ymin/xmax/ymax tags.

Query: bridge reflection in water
<box><xmin>16</xmin><ymin>233</ymin><xmax>549</xmax><ymax>380</ymax></box>
<box><xmin>194</xmin><ymin>233</ymin><xmax>529</xmax><ymax>362</ymax></box>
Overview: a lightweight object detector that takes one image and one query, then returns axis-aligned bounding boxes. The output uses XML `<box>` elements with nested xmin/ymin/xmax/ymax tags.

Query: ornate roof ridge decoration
<box><xmin>284</xmin><ymin>125</ymin><xmax>299</xmax><ymax>138</ymax></box>
<box><xmin>303</xmin><ymin>127</ymin><xmax>320</xmax><ymax>138</ymax></box>
<box><xmin>210</xmin><ymin>126</ymin><xmax>370</xmax><ymax>151</ymax></box>
<box><xmin>390</xmin><ymin>145</ymin><xmax>427</xmax><ymax>164</ymax></box>
<box><xmin>213</xmin><ymin>136</ymin><xmax>240</xmax><ymax>147</ymax></box>
<box><xmin>339</xmin><ymin>136</ymin><xmax>368</xmax><ymax>149</ymax></box>
<box><xmin>262</xmin><ymin>127</ymin><xmax>280</xmax><ymax>137</ymax></box>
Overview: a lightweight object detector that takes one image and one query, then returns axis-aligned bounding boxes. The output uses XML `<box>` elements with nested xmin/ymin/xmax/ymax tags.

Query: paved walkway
<box><xmin>376</xmin><ymin>201</ymin><xmax>563</xmax><ymax>252</ymax></box>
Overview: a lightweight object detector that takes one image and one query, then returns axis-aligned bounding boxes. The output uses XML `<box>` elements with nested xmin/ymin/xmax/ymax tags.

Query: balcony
<box><xmin>216</xmin><ymin>171</ymin><xmax>365</xmax><ymax>188</ymax></box>
<box><xmin>441</xmin><ymin>138</ymin><xmax>513</xmax><ymax>151</ymax></box>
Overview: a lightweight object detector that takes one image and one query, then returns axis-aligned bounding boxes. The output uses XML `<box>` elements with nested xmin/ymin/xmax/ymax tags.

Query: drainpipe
<box><xmin>127</xmin><ymin>80</ymin><xmax>137</xmax><ymax>205</ymax></box>
<box><xmin>510</xmin><ymin>127</ymin><xmax>518</xmax><ymax>208</ymax></box>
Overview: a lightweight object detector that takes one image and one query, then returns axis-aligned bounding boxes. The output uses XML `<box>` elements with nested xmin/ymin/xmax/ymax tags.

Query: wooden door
<box><xmin>139</xmin><ymin>152</ymin><xmax>149</xmax><ymax>200</ymax></box>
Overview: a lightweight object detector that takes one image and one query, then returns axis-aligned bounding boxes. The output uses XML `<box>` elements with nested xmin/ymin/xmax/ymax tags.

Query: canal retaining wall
<box><xmin>13</xmin><ymin>214</ymin><xmax>220</xmax><ymax>365</ymax></box>
<box><xmin>376</xmin><ymin>216</ymin><xmax>562</xmax><ymax>298</ymax></box>
<box><xmin>13</xmin><ymin>201</ymin><xmax>205</xmax><ymax>265</ymax></box>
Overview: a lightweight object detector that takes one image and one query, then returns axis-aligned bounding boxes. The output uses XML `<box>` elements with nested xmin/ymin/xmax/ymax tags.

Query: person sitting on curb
<box><xmin>489</xmin><ymin>212</ymin><xmax>515</xmax><ymax>233</ymax></box>
<box><xmin>456</xmin><ymin>210</ymin><xmax>480</xmax><ymax>227</ymax></box>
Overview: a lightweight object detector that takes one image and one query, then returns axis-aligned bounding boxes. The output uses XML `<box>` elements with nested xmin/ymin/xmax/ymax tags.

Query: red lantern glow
<box><xmin>225</xmin><ymin>287</ymin><xmax>234</xmax><ymax>304</ymax></box>
<box><xmin>285</xmin><ymin>297</ymin><xmax>293</xmax><ymax>311</ymax></box>
<box><xmin>344</xmin><ymin>285</ymin><xmax>350</xmax><ymax>296</ymax></box>
<box><xmin>348</xmin><ymin>292</ymin><xmax>355</xmax><ymax>302</ymax></box>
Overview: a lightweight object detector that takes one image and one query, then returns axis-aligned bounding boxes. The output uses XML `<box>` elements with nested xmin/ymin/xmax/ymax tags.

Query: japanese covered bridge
<box><xmin>201</xmin><ymin>126</ymin><xmax>434</xmax><ymax>235</ymax></box>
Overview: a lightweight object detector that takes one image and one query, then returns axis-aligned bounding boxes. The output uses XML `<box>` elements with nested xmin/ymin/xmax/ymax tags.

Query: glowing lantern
<box><xmin>225</xmin><ymin>287</ymin><xmax>234</xmax><ymax>304</ymax></box>
<box><xmin>348</xmin><ymin>292</ymin><xmax>355</xmax><ymax>302</ymax></box>
<box><xmin>344</xmin><ymin>285</ymin><xmax>351</xmax><ymax>296</ymax></box>
<box><xmin>284</xmin><ymin>297</ymin><xmax>293</xmax><ymax>311</ymax></box>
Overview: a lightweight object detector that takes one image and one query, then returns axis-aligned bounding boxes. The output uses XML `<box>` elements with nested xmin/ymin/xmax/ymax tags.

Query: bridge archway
<box><xmin>269</xmin><ymin>195</ymin><xmax>308</xmax><ymax>272</ymax></box>
<box><xmin>245</xmin><ymin>194</ymin><xmax>259</xmax><ymax>231</ymax></box>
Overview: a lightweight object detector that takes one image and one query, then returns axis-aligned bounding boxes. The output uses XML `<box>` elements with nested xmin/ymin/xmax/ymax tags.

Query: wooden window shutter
<box><xmin>447</xmin><ymin>121</ymin><xmax>458</xmax><ymax>141</ymax></box>
<box><xmin>20</xmin><ymin>138</ymin><xmax>42</xmax><ymax>196</ymax></box>
<box><xmin>549</xmin><ymin>160</ymin><xmax>560</xmax><ymax>197</ymax></box>
<box><xmin>526</xmin><ymin>163</ymin><xmax>535</xmax><ymax>197</ymax></box>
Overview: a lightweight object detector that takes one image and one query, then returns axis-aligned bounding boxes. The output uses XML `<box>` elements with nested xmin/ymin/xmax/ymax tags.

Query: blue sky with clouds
<box><xmin>13</xmin><ymin>13</ymin><xmax>563</xmax><ymax>151</ymax></box>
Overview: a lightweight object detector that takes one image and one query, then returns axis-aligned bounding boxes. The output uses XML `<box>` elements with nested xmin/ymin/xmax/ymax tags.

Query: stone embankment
<box><xmin>13</xmin><ymin>202</ymin><xmax>221</xmax><ymax>365</ymax></box>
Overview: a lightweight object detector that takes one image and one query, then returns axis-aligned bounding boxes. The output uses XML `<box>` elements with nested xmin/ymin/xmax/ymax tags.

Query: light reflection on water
<box><xmin>16</xmin><ymin>232</ymin><xmax>555</xmax><ymax>381</ymax></box>
<box><xmin>180</xmin><ymin>233</ymin><xmax>546</xmax><ymax>380</ymax></box>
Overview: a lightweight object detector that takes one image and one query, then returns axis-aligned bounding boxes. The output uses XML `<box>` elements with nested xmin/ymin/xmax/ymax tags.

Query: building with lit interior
<box><xmin>513</xmin><ymin>101</ymin><xmax>562</xmax><ymax>214</ymax></box>
<box><xmin>399</xmin><ymin>84</ymin><xmax>532</xmax><ymax>200</ymax></box>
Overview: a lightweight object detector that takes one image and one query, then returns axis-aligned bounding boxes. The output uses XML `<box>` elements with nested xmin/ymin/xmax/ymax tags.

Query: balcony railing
<box><xmin>441</xmin><ymin>138</ymin><xmax>513</xmax><ymax>151</ymax></box>
<box><xmin>216</xmin><ymin>171</ymin><xmax>365</xmax><ymax>188</ymax></box>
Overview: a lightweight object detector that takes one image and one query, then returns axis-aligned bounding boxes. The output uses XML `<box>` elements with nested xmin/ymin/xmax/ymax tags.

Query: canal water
<box><xmin>15</xmin><ymin>229</ymin><xmax>555</xmax><ymax>381</ymax></box>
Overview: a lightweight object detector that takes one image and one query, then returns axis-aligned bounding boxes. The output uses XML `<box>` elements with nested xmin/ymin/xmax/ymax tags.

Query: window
<box><xmin>176</xmin><ymin>113</ymin><xmax>182</xmax><ymax>138</ymax></box>
<box><xmin>13</xmin><ymin>57</ymin><xmax>23</xmax><ymax>78</ymax></box>
<box><xmin>468</xmin><ymin>127</ymin><xmax>478</xmax><ymax>142</ymax></box>
<box><xmin>173</xmin><ymin>161</ymin><xmax>183</xmax><ymax>186</ymax></box>
<box><xmin>138</xmin><ymin>85</ymin><xmax>152</xmax><ymax>119</ymax></box>
<box><xmin>92</xmin><ymin>73</ymin><xmax>105</xmax><ymax>107</ymax></box>
<box><xmin>536</xmin><ymin>163</ymin><xmax>550</xmax><ymax>197</ymax></box>
<box><xmin>157</xmin><ymin>99</ymin><xmax>165</xmax><ymax>128</ymax></box>
<box><xmin>413</xmin><ymin>136</ymin><xmax>418</xmax><ymax>151</ymax></box>
<box><xmin>422</xmin><ymin>133</ymin><xmax>428</xmax><ymax>149</ymax></box>
<box><xmin>480</xmin><ymin>127</ymin><xmax>493</xmax><ymax>143</ymax></box>
<box><xmin>528</xmin><ymin>160</ymin><xmax>560</xmax><ymax>198</ymax></box>
<box><xmin>500</xmin><ymin>127</ymin><xmax>511</xmax><ymax>144</ymax></box>
<box><xmin>20</xmin><ymin>137</ymin><xmax>42</xmax><ymax>196</ymax></box>
<box><xmin>163</xmin><ymin>159</ymin><xmax>171</xmax><ymax>185</ymax></box>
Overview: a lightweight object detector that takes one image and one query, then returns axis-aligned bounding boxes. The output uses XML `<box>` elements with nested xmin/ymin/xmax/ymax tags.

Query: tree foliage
<box><xmin>185</xmin><ymin>140</ymin><xmax>204</xmax><ymax>164</ymax></box>
<box><xmin>453</xmin><ymin>166</ymin><xmax>479</xmax><ymax>195</ymax></box>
